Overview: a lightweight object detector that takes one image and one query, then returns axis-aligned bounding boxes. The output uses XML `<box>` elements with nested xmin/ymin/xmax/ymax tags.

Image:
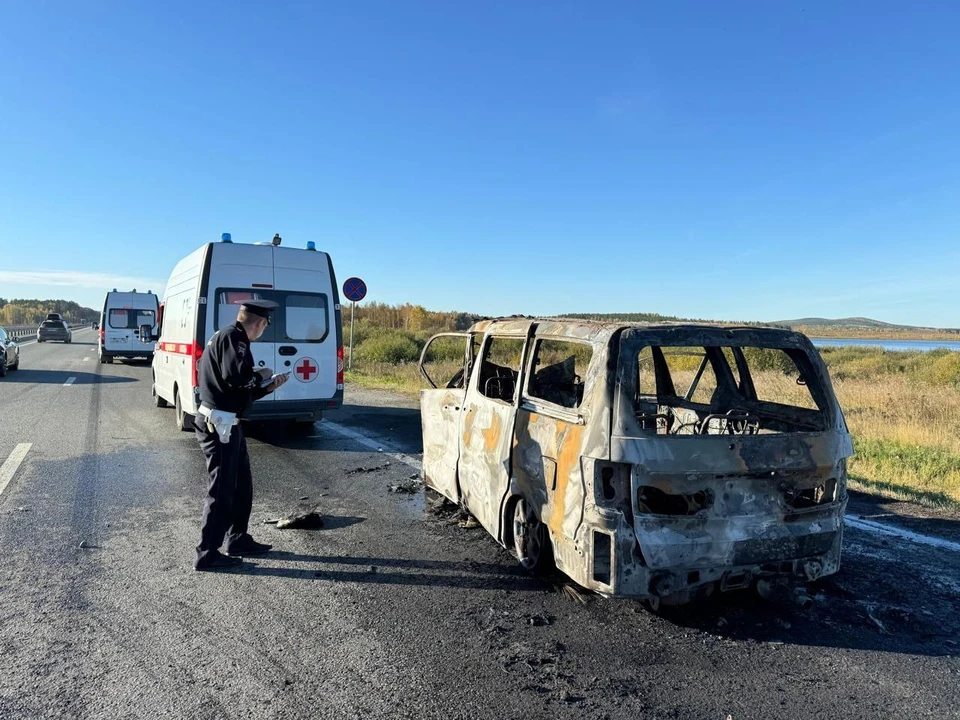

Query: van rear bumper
<box><xmin>244</xmin><ymin>395</ymin><xmax>343</xmax><ymax>423</ymax></box>
<box><xmin>100</xmin><ymin>350</ymin><xmax>154</xmax><ymax>360</ymax></box>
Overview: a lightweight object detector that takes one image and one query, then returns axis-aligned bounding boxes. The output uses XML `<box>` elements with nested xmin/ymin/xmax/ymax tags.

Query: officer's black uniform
<box><xmin>194</xmin><ymin>300</ymin><xmax>278</xmax><ymax>570</ymax></box>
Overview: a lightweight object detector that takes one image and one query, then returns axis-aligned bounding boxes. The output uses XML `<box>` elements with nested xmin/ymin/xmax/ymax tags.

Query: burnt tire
<box><xmin>512</xmin><ymin>496</ymin><xmax>553</xmax><ymax>573</ymax></box>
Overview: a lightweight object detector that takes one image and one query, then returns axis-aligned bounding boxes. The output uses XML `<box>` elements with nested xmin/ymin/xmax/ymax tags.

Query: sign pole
<box><xmin>349</xmin><ymin>301</ymin><xmax>355</xmax><ymax>371</ymax></box>
<box><xmin>342</xmin><ymin>277</ymin><xmax>367</xmax><ymax>373</ymax></box>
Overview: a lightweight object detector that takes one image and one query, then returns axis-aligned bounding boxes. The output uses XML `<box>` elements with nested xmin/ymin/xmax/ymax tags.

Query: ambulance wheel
<box><xmin>152</xmin><ymin>380</ymin><xmax>169</xmax><ymax>408</ymax></box>
<box><xmin>174</xmin><ymin>390</ymin><xmax>193</xmax><ymax>432</ymax></box>
<box><xmin>511</xmin><ymin>496</ymin><xmax>552</xmax><ymax>573</ymax></box>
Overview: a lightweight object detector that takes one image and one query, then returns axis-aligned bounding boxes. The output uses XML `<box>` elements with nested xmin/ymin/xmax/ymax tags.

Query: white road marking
<box><xmin>321</xmin><ymin>420</ymin><xmax>423</xmax><ymax>473</ymax></box>
<box><xmin>64</xmin><ymin>377</ymin><xmax>76</xmax><ymax>386</ymax></box>
<box><xmin>0</xmin><ymin>444</ymin><xmax>32</xmax><ymax>499</ymax></box>
<box><xmin>845</xmin><ymin>515</ymin><xmax>960</xmax><ymax>553</ymax></box>
<box><xmin>82</xmin><ymin>357</ymin><xmax>90</xmax><ymax>362</ymax></box>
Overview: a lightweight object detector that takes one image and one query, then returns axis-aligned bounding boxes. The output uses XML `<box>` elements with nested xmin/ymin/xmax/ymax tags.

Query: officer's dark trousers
<box><xmin>195</xmin><ymin>420</ymin><xmax>253</xmax><ymax>561</ymax></box>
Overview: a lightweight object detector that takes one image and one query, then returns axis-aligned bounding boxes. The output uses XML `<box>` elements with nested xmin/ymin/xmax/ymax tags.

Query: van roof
<box><xmin>467</xmin><ymin>317</ymin><xmax>812</xmax><ymax>346</ymax></box>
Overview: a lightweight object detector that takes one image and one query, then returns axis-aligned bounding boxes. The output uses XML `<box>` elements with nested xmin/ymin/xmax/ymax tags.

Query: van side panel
<box><xmin>327</xmin><ymin>252</ymin><xmax>344</xmax><ymax>402</ymax></box>
<box><xmin>509</xmin><ymin>330</ymin><xmax>613</xmax><ymax>588</ymax></box>
<box><xmin>154</xmin><ymin>244</ymin><xmax>206</xmax><ymax>412</ymax></box>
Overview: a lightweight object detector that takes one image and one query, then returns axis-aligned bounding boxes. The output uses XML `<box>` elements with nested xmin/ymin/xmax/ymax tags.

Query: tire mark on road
<box><xmin>321</xmin><ymin>420</ymin><xmax>423</xmax><ymax>472</ymax></box>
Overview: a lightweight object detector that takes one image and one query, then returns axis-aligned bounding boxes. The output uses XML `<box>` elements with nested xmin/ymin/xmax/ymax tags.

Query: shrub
<box><xmin>355</xmin><ymin>331</ymin><xmax>421</xmax><ymax>364</ymax></box>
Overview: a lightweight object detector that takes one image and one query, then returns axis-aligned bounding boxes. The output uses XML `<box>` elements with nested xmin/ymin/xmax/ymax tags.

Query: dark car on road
<box><xmin>37</xmin><ymin>320</ymin><xmax>72</xmax><ymax>343</ymax></box>
<box><xmin>0</xmin><ymin>327</ymin><xmax>21</xmax><ymax>376</ymax></box>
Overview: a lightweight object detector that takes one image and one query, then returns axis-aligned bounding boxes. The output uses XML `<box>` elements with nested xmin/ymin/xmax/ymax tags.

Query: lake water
<box><xmin>810</xmin><ymin>338</ymin><xmax>960</xmax><ymax>353</ymax></box>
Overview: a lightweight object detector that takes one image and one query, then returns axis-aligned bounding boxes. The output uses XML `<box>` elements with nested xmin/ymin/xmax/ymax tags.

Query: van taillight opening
<box><xmin>337</xmin><ymin>346</ymin><xmax>345</xmax><ymax>389</ymax></box>
<box><xmin>191</xmin><ymin>344</ymin><xmax>204</xmax><ymax>387</ymax></box>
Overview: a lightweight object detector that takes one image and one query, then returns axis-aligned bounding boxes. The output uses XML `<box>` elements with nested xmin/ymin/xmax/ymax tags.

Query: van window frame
<box><xmin>519</xmin><ymin>335</ymin><xmax>593</xmax><ymax>424</ymax></box>
<box><xmin>616</xmin><ymin>330</ymin><xmax>835</xmax><ymax>437</ymax></box>
<box><xmin>282</xmin><ymin>292</ymin><xmax>331</xmax><ymax>344</ymax></box>
<box><xmin>472</xmin><ymin>334</ymin><xmax>528</xmax><ymax>407</ymax></box>
<box><xmin>212</xmin><ymin>288</ymin><xmax>331</xmax><ymax>344</ymax></box>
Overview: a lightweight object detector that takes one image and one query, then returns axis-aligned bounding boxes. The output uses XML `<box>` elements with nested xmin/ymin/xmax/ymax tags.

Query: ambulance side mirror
<box><xmin>139</xmin><ymin>324</ymin><xmax>155</xmax><ymax>343</ymax></box>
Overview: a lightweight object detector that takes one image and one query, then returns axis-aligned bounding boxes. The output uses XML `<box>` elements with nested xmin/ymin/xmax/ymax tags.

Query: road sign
<box><xmin>343</xmin><ymin>277</ymin><xmax>367</xmax><ymax>303</ymax></box>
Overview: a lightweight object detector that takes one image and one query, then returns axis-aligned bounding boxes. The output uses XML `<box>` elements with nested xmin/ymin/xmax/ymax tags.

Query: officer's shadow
<box><xmin>229</xmin><ymin>547</ymin><xmax>545</xmax><ymax>592</ymax></box>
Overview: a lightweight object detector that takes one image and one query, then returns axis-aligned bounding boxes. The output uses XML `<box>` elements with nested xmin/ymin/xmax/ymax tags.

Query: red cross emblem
<box><xmin>295</xmin><ymin>357</ymin><xmax>319</xmax><ymax>382</ymax></box>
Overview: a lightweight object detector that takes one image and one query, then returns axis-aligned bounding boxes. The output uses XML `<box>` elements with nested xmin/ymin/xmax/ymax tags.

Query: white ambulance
<box><xmin>98</xmin><ymin>290</ymin><xmax>160</xmax><ymax>363</ymax></box>
<box><xmin>151</xmin><ymin>233</ymin><xmax>344</xmax><ymax>431</ymax></box>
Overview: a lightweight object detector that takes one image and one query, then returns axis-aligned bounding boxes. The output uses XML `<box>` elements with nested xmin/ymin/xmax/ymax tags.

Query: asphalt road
<box><xmin>1</xmin><ymin>328</ymin><xmax>958</xmax><ymax>720</ymax></box>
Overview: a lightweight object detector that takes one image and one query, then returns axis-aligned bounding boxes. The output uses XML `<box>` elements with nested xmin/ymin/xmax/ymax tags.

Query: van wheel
<box><xmin>174</xmin><ymin>390</ymin><xmax>193</xmax><ymax>432</ymax></box>
<box><xmin>512</xmin><ymin>497</ymin><xmax>552</xmax><ymax>572</ymax></box>
<box><xmin>153</xmin><ymin>380</ymin><xmax>169</xmax><ymax>408</ymax></box>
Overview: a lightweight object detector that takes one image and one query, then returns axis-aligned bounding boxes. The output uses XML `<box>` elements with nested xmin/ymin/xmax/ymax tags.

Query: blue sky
<box><xmin>1</xmin><ymin>1</ymin><xmax>958</xmax><ymax>327</ymax></box>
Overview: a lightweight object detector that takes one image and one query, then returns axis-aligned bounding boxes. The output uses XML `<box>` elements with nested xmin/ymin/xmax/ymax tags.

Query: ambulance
<box><xmin>99</xmin><ymin>290</ymin><xmax>160</xmax><ymax>363</ymax></box>
<box><xmin>151</xmin><ymin>233</ymin><xmax>344</xmax><ymax>431</ymax></box>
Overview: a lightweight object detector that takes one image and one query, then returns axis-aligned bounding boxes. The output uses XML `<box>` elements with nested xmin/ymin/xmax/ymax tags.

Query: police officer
<box><xmin>194</xmin><ymin>299</ymin><xmax>289</xmax><ymax>571</ymax></box>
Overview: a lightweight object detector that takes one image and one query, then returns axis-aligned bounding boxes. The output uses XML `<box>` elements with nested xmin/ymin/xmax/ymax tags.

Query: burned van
<box><xmin>418</xmin><ymin>319</ymin><xmax>853</xmax><ymax>606</ymax></box>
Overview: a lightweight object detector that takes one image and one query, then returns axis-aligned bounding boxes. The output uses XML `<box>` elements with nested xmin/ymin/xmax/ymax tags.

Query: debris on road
<box><xmin>527</xmin><ymin>613</ymin><xmax>553</xmax><ymax>627</ymax></box>
<box><xmin>427</xmin><ymin>494</ymin><xmax>457</xmax><ymax>515</ymax></box>
<box><xmin>558</xmin><ymin>584</ymin><xmax>588</xmax><ymax>605</ymax></box>
<box><xmin>77</xmin><ymin>540</ymin><xmax>100</xmax><ymax>549</ymax></box>
<box><xmin>276</xmin><ymin>506</ymin><xmax>325</xmax><ymax>530</ymax></box>
<box><xmin>388</xmin><ymin>478</ymin><xmax>423</xmax><ymax>494</ymax></box>
<box><xmin>864</xmin><ymin>605</ymin><xmax>892</xmax><ymax>635</ymax></box>
<box><xmin>458</xmin><ymin>515</ymin><xmax>481</xmax><ymax>529</ymax></box>
<box><xmin>346</xmin><ymin>463</ymin><xmax>391</xmax><ymax>475</ymax></box>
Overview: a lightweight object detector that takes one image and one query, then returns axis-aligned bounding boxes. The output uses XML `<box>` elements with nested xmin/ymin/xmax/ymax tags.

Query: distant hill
<box><xmin>558</xmin><ymin>313</ymin><xmax>959</xmax><ymax>339</ymax></box>
<box><xmin>777</xmin><ymin>317</ymin><xmax>959</xmax><ymax>338</ymax></box>
<box><xmin>558</xmin><ymin>312</ymin><xmax>779</xmax><ymax>327</ymax></box>
<box><xmin>776</xmin><ymin>317</ymin><xmax>919</xmax><ymax>330</ymax></box>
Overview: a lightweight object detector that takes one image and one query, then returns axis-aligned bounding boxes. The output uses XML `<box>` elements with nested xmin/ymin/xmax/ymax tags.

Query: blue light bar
<box><xmin>221</xmin><ymin>232</ymin><xmax>232</xmax><ymax>243</ymax></box>
<box><xmin>305</xmin><ymin>241</ymin><xmax>316</xmax><ymax>251</ymax></box>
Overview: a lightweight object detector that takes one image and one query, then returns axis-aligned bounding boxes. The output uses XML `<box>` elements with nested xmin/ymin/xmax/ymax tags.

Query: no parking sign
<box><xmin>342</xmin><ymin>277</ymin><xmax>367</xmax><ymax>370</ymax></box>
<box><xmin>343</xmin><ymin>278</ymin><xmax>367</xmax><ymax>303</ymax></box>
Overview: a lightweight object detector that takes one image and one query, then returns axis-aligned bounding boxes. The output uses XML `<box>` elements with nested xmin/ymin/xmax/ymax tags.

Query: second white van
<box><xmin>99</xmin><ymin>290</ymin><xmax>160</xmax><ymax>363</ymax></box>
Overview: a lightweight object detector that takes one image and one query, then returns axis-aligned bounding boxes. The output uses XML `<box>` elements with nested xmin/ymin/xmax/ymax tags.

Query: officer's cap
<box><xmin>240</xmin><ymin>299</ymin><xmax>279</xmax><ymax>319</ymax></box>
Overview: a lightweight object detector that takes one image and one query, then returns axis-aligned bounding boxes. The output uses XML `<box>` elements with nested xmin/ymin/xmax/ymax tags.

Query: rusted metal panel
<box><xmin>459</xmin><ymin>396</ymin><xmax>516</xmax><ymax>536</ymax></box>
<box><xmin>420</xmin><ymin>388</ymin><xmax>467</xmax><ymax>502</ymax></box>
